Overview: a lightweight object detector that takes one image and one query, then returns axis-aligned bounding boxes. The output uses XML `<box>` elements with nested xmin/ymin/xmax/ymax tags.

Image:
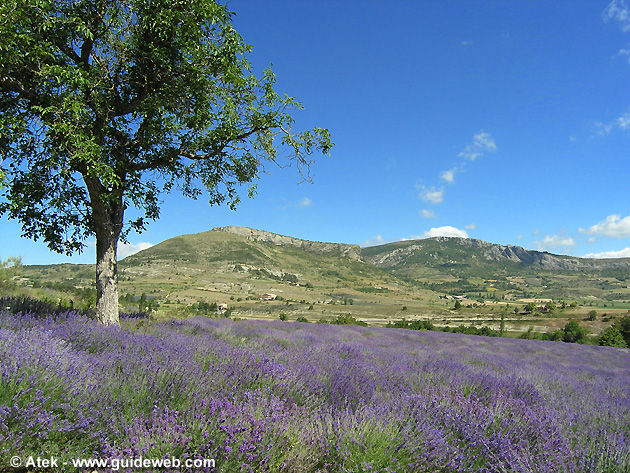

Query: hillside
<box><xmin>362</xmin><ymin>236</ymin><xmax>630</xmax><ymax>277</ymax></box>
<box><xmin>17</xmin><ymin>227</ymin><xmax>630</xmax><ymax>334</ymax></box>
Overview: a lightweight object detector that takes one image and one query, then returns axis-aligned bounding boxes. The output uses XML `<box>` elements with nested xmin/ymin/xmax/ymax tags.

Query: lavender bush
<box><xmin>1</xmin><ymin>307</ymin><xmax>629</xmax><ymax>472</ymax></box>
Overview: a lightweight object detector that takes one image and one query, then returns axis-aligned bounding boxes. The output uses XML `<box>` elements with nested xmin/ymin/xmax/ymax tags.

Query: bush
<box><xmin>598</xmin><ymin>326</ymin><xmax>627</xmax><ymax>348</ymax></box>
<box><xmin>563</xmin><ymin>321</ymin><xmax>589</xmax><ymax>344</ymax></box>
<box><xmin>387</xmin><ymin>319</ymin><xmax>435</xmax><ymax>331</ymax></box>
<box><xmin>331</xmin><ymin>313</ymin><xmax>367</xmax><ymax>326</ymax></box>
<box><xmin>0</xmin><ymin>295</ymin><xmax>91</xmax><ymax>318</ymax></box>
<box><xmin>612</xmin><ymin>314</ymin><xmax>630</xmax><ymax>347</ymax></box>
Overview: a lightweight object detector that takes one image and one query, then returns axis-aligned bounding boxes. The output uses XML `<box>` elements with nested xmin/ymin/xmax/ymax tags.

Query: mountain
<box><xmin>362</xmin><ymin>236</ymin><xmax>630</xmax><ymax>279</ymax></box>
<box><xmin>113</xmin><ymin>226</ymin><xmax>404</xmax><ymax>307</ymax></box>
<box><xmin>17</xmin><ymin>227</ymin><xmax>630</xmax><ymax>331</ymax></box>
<box><xmin>212</xmin><ymin>226</ymin><xmax>362</xmax><ymax>261</ymax></box>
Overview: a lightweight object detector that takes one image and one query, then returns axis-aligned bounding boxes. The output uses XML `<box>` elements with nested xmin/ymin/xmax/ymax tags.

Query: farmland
<box><xmin>1</xmin><ymin>302</ymin><xmax>629</xmax><ymax>472</ymax></box>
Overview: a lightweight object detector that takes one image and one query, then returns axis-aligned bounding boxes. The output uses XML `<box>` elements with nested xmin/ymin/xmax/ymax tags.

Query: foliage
<box><xmin>612</xmin><ymin>315</ymin><xmax>630</xmax><ymax>347</ymax></box>
<box><xmin>0</xmin><ymin>257</ymin><xmax>22</xmax><ymax>287</ymax></box>
<box><xmin>0</xmin><ymin>0</ymin><xmax>332</xmax><ymax>324</ymax></box>
<box><xmin>1</xmin><ymin>308</ymin><xmax>630</xmax><ymax>472</ymax></box>
<box><xmin>188</xmin><ymin>301</ymin><xmax>218</xmax><ymax>316</ymax></box>
<box><xmin>443</xmin><ymin>324</ymin><xmax>500</xmax><ymax>337</ymax></box>
<box><xmin>330</xmin><ymin>313</ymin><xmax>368</xmax><ymax>326</ymax></box>
<box><xmin>598</xmin><ymin>326</ymin><xmax>628</xmax><ymax>348</ymax></box>
<box><xmin>563</xmin><ymin>320</ymin><xmax>589</xmax><ymax>344</ymax></box>
<box><xmin>387</xmin><ymin>318</ymin><xmax>436</xmax><ymax>331</ymax></box>
<box><xmin>524</xmin><ymin>302</ymin><xmax>538</xmax><ymax>314</ymax></box>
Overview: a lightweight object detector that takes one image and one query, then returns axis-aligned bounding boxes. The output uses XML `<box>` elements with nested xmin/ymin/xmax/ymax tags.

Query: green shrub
<box><xmin>612</xmin><ymin>314</ymin><xmax>630</xmax><ymax>347</ymax></box>
<box><xmin>598</xmin><ymin>326</ymin><xmax>627</xmax><ymax>348</ymax></box>
<box><xmin>563</xmin><ymin>321</ymin><xmax>588</xmax><ymax>344</ymax></box>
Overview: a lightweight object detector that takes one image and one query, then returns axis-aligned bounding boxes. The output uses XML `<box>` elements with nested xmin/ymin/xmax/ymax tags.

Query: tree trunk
<box><xmin>95</xmin><ymin>223</ymin><xmax>121</xmax><ymax>325</ymax></box>
<box><xmin>85</xmin><ymin>175</ymin><xmax>124</xmax><ymax>325</ymax></box>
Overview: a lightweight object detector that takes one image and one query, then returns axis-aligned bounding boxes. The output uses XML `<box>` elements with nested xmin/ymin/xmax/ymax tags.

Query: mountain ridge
<box><xmin>362</xmin><ymin>235</ymin><xmax>630</xmax><ymax>278</ymax></box>
<box><xmin>212</xmin><ymin>226</ymin><xmax>362</xmax><ymax>261</ymax></box>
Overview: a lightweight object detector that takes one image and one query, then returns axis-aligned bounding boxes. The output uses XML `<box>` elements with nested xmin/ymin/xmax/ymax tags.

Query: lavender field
<box><xmin>1</xmin><ymin>307</ymin><xmax>629</xmax><ymax>473</ymax></box>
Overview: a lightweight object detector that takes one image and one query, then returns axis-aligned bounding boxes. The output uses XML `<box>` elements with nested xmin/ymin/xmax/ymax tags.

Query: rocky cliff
<box><xmin>212</xmin><ymin>226</ymin><xmax>362</xmax><ymax>261</ymax></box>
<box><xmin>364</xmin><ymin>236</ymin><xmax>630</xmax><ymax>272</ymax></box>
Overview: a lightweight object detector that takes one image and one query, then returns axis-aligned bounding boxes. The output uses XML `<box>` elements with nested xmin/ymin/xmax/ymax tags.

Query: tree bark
<box><xmin>85</xmin><ymin>175</ymin><xmax>124</xmax><ymax>325</ymax></box>
<box><xmin>95</xmin><ymin>221</ymin><xmax>121</xmax><ymax>325</ymax></box>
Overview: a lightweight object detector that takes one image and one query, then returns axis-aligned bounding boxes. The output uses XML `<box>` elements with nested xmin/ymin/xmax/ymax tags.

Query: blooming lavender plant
<box><xmin>1</xmin><ymin>304</ymin><xmax>629</xmax><ymax>472</ymax></box>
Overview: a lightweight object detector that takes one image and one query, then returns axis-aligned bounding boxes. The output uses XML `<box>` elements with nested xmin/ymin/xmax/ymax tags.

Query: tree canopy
<box><xmin>0</xmin><ymin>0</ymin><xmax>333</xmax><ymax>324</ymax></box>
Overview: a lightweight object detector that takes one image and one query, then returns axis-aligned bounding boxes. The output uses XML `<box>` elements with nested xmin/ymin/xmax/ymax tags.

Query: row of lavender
<box><xmin>1</xmin><ymin>306</ymin><xmax>629</xmax><ymax>472</ymax></box>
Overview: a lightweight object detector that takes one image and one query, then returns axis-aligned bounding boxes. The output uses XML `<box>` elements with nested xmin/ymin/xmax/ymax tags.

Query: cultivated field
<box><xmin>1</xmin><ymin>306</ymin><xmax>629</xmax><ymax>472</ymax></box>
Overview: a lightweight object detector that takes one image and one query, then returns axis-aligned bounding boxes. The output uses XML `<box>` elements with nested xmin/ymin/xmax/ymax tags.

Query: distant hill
<box><xmin>212</xmin><ymin>226</ymin><xmax>362</xmax><ymax>260</ymax></box>
<box><xmin>115</xmin><ymin>226</ymin><xmax>399</xmax><ymax>301</ymax></box>
<box><xmin>361</xmin><ymin>236</ymin><xmax>630</xmax><ymax>279</ymax></box>
<box><xmin>17</xmin><ymin>227</ymin><xmax>630</xmax><ymax>329</ymax></box>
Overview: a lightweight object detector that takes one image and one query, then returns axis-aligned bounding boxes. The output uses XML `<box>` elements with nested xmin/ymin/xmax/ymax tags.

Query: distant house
<box><xmin>218</xmin><ymin>303</ymin><xmax>229</xmax><ymax>311</ymax></box>
<box><xmin>260</xmin><ymin>293</ymin><xmax>277</xmax><ymax>301</ymax></box>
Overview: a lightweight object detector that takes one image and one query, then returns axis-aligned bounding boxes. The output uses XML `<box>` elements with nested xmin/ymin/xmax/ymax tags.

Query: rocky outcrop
<box><xmin>213</xmin><ymin>226</ymin><xmax>362</xmax><ymax>261</ymax></box>
<box><xmin>366</xmin><ymin>236</ymin><xmax>630</xmax><ymax>272</ymax></box>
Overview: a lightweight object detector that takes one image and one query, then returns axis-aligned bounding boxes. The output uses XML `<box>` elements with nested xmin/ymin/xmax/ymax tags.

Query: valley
<box><xmin>16</xmin><ymin>226</ymin><xmax>630</xmax><ymax>338</ymax></box>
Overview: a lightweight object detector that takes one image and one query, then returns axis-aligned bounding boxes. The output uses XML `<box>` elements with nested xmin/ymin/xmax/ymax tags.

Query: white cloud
<box><xmin>418</xmin><ymin>185</ymin><xmax>444</xmax><ymax>204</ymax></box>
<box><xmin>617</xmin><ymin>112</ymin><xmax>630</xmax><ymax>129</ymax></box>
<box><xmin>118</xmin><ymin>242</ymin><xmax>154</xmax><ymax>259</ymax></box>
<box><xmin>465</xmin><ymin>223</ymin><xmax>477</xmax><ymax>230</ymax></box>
<box><xmin>584</xmin><ymin>247</ymin><xmax>630</xmax><ymax>259</ymax></box>
<box><xmin>461</xmin><ymin>40</ymin><xmax>473</xmax><ymax>46</ymax></box>
<box><xmin>533</xmin><ymin>235</ymin><xmax>576</xmax><ymax>252</ymax></box>
<box><xmin>458</xmin><ymin>130</ymin><xmax>497</xmax><ymax>160</ymax></box>
<box><xmin>594</xmin><ymin>111</ymin><xmax>630</xmax><ymax>136</ymax></box>
<box><xmin>579</xmin><ymin>214</ymin><xmax>630</xmax><ymax>238</ymax></box>
<box><xmin>603</xmin><ymin>0</ymin><xmax>630</xmax><ymax>32</ymax></box>
<box><xmin>440</xmin><ymin>168</ymin><xmax>456</xmax><ymax>183</ymax></box>
<box><xmin>297</xmin><ymin>197</ymin><xmax>312</xmax><ymax>207</ymax></box>
<box><xmin>422</xmin><ymin>226</ymin><xmax>469</xmax><ymax>239</ymax></box>
<box><xmin>619</xmin><ymin>45</ymin><xmax>630</xmax><ymax>63</ymax></box>
<box><xmin>419</xmin><ymin>209</ymin><xmax>436</xmax><ymax>219</ymax></box>
<box><xmin>595</xmin><ymin>121</ymin><xmax>613</xmax><ymax>136</ymax></box>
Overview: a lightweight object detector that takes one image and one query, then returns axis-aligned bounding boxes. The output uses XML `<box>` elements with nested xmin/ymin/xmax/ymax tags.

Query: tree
<box><xmin>563</xmin><ymin>320</ymin><xmax>588</xmax><ymax>344</ymax></box>
<box><xmin>0</xmin><ymin>256</ymin><xmax>22</xmax><ymax>288</ymax></box>
<box><xmin>524</xmin><ymin>302</ymin><xmax>537</xmax><ymax>314</ymax></box>
<box><xmin>0</xmin><ymin>0</ymin><xmax>332</xmax><ymax>324</ymax></box>
<box><xmin>612</xmin><ymin>314</ymin><xmax>630</xmax><ymax>347</ymax></box>
<box><xmin>598</xmin><ymin>326</ymin><xmax>627</xmax><ymax>348</ymax></box>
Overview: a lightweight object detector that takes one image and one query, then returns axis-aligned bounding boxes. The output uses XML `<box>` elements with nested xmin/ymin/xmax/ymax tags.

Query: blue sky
<box><xmin>2</xmin><ymin>0</ymin><xmax>630</xmax><ymax>265</ymax></box>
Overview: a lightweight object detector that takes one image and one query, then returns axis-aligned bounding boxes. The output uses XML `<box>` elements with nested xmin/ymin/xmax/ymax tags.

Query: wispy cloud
<box><xmin>579</xmin><ymin>214</ymin><xmax>630</xmax><ymax>238</ymax></box>
<box><xmin>584</xmin><ymin>247</ymin><xmax>630</xmax><ymax>259</ymax></box>
<box><xmin>461</xmin><ymin>40</ymin><xmax>473</xmax><ymax>47</ymax></box>
<box><xmin>458</xmin><ymin>130</ymin><xmax>497</xmax><ymax>160</ymax></box>
<box><xmin>417</xmin><ymin>131</ymin><xmax>496</xmax><ymax>213</ymax></box>
<box><xmin>603</xmin><ymin>0</ymin><xmax>630</xmax><ymax>32</ymax></box>
<box><xmin>282</xmin><ymin>197</ymin><xmax>313</xmax><ymax>209</ymax></box>
<box><xmin>595</xmin><ymin>111</ymin><xmax>630</xmax><ymax>135</ymax></box>
<box><xmin>533</xmin><ymin>234</ymin><xmax>576</xmax><ymax>252</ymax></box>
<box><xmin>297</xmin><ymin>197</ymin><xmax>312</xmax><ymax>207</ymax></box>
<box><xmin>118</xmin><ymin>241</ymin><xmax>154</xmax><ymax>259</ymax></box>
<box><xmin>419</xmin><ymin>209</ymin><xmax>436</xmax><ymax>219</ymax></box>
<box><xmin>359</xmin><ymin>235</ymin><xmax>389</xmax><ymax>247</ymax></box>
<box><xmin>418</xmin><ymin>185</ymin><xmax>444</xmax><ymax>204</ymax></box>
